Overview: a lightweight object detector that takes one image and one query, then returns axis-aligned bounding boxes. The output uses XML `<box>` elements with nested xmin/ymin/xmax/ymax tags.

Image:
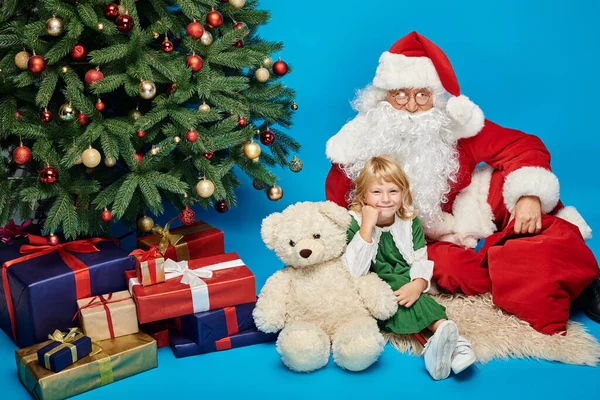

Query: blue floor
<box><xmin>3</xmin><ymin>0</ymin><xmax>600</xmax><ymax>398</ymax></box>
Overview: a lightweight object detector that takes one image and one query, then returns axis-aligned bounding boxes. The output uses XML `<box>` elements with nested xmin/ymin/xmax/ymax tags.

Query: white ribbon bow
<box><xmin>163</xmin><ymin>258</ymin><xmax>244</xmax><ymax>287</ymax></box>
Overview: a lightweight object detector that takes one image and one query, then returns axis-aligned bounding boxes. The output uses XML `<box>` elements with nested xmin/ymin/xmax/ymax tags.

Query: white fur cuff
<box><xmin>446</xmin><ymin>95</ymin><xmax>485</xmax><ymax>140</ymax></box>
<box><xmin>555</xmin><ymin>206</ymin><xmax>592</xmax><ymax>240</ymax></box>
<box><xmin>422</xmin><ymin>211</ymin><xmax>455</xmax><ymax>240</ymax></box>
<box><xmin>503</xmin><ymin>167</ymin><xmax>560</xmax><ymax>213</ymax></box>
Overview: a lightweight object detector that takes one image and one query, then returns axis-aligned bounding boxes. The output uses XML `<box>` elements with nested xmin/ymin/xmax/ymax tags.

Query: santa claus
<box><xmin>325</xmin><ymin>31</ymin><xmax>600</xmax><ymax>335</ymax></box>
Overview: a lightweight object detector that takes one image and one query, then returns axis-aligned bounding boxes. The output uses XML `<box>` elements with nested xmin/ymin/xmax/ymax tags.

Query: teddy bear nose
<box><xmin>299</xmin><ymin>249</ymin><xmax>312</xmax><ymax>259</ymax></box>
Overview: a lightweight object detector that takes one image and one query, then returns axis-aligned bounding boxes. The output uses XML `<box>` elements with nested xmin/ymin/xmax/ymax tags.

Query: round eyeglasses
<box><xmin>391</xmin><ymin>90</ymin><xmax>431</xmax><ymax>106</ymax></box>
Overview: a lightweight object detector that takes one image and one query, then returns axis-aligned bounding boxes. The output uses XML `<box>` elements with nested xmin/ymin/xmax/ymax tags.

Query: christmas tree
<box><xmin>0</xmin><ymin>0</ymin><xmax>299</xmax><ymax>239</ymax></box>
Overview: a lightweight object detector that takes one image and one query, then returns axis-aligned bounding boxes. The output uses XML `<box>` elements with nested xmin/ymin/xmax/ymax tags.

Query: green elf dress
<box><xmin>342</xmin><ymin>210</ymin><xmax>447</xmax><ymax>334</ymax></box>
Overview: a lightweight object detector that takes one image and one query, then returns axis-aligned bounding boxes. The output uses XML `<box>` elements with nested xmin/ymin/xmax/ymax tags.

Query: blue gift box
<box><xmin>178</xmin><ymin>301</ymin><xmax>257</xmax><ymax>345</ymax></box>
<box><xmin>36</xmin><ymin>331</ymin><xmax>93</xmax><ymax>372</ymax></box>
<box><xmin>0</xmin><ymin>238</ymin><xmax>135</xmax><ymax>347</ymax></box>
<box><xmin>170</xmin><ymin>328</ymin><xmax>277</xmax><ymax>358</ymax></box>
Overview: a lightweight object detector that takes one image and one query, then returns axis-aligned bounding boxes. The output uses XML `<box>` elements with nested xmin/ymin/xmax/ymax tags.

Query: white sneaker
<box><xmin>422</xmin><ymin>320</ymin><xmax>459</xmax><ymax>380</ymax></box>
<box><xmin>451</xmin><ymin>336</ymin><xmax>476</xmax><ymax>374</ymax></box>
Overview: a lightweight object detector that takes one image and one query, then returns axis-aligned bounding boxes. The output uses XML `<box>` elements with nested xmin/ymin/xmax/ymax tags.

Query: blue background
<box><xmin>3</xmin><ymin>0</ymin><xmax>600</xmax><ymax>398</ymax></box>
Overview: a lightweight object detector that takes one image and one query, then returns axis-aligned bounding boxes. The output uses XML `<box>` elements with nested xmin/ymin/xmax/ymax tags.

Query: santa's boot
<box><xmin>581</xmin><ymin>277</ymin><xmax>600</xmax><ymax>323</ymax></box>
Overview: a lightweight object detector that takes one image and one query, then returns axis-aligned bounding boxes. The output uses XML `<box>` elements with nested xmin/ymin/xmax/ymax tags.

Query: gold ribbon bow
<box><xmin>152</xmin><ymin>218</ymin><xmax>184</xmax><ymax>256</ymax></box>
<box><xmin>44</xmin><ymin>328</ymin><xmax>81</xmax><ymax>370</ymax></box>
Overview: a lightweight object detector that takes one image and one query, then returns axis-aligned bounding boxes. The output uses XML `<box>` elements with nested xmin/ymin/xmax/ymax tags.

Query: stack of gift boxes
<box><xmin>0</xmin><ymin>220</ymin><xmax>275</xmax><ymax>400</ymax></box>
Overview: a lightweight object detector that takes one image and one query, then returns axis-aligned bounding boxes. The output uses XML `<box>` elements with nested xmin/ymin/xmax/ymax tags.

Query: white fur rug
<box><xmin>384</xmin><ymin>293</ymin><xmax>600</xmax><ymax>366</ymax></box>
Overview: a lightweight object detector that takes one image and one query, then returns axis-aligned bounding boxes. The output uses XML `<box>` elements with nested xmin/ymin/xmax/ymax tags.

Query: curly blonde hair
<box><xmin>348</xmin><ymin>155</ymin><xmax>417</xmax><ymax>220</ymax></box>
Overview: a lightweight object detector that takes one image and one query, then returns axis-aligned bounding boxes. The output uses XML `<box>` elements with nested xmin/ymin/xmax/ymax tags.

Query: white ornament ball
<box><xmin>196</xmin><ymin>179</ymin><xmax>215</xmax><ymax>198</ymax></box>
<box><xmin>82</xmin><ymin>147</ymin><xmax>101</xmax><ymax>168</ymax></box>
<box><xmin>255</xmin><ymin>67</ymin><xmax>270</xmax><ymax>82</ymax></box>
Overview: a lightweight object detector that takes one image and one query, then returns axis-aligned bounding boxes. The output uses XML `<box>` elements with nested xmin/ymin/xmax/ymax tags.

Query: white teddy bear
<box><xmin>253</xmin><ymin>201</ymin><xmax>398</xmax><ymax>372</ymax></box>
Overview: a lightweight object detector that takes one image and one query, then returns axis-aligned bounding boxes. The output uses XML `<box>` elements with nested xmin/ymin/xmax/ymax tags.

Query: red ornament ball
<box><xmin>179</xmin><ymin>206</ymin><xmax>196</xmax><ymax>225</ymax></box>
<box><xmin>40</xmin><ymin>166</ymin><xmax>59</xmax><ymax>184</ymax></box>
<box><xmin>70</xmin><ymin>44</ymin><xmax>87</xmax><ymax>61</ymax></box>
<box><xmin>204</xmin><ymin>151</ymin><xmax>214</xmax><ymax>160</ymax></box>
<box><xmin>161</xmin><ymin>39</ymin><xmax>173</xmax><ymax>52</ymax></box>
<box><xmin>116</xmin><ymin>14</ymin><xmax>134</xmax><ymax>33</ymax></box>
<box><xmin>136</xmin><ymin>130</ymin><xmax>146</xmax><ymax>138</ymax></box>
<box><xmin>215</xmin><ymin>200</ymin><xmax>228</xmax><ymax>213</ymax></box>
<box><xmin>167</xmin><ymin>83</ymin><xmax>177</xmax><ymax>94</ymax></box>
<box><xmin>13</xmin><ymin>145</ymin><xmax>32</xmax><ymax>165</ymax></box>
<box><xmin>95</xmin><ymin>99</ymin><xmax>105</xmax><ymax>111</ymax></box>
<box><xmin>135</xmin><ymin>153</ymin><xmax>144</xmax><ymax>163</ymax></box>
<box><xmin>234</xmin><ymin>39</ymin><xmax>244</xmax><ymax>48</ymax></box>
<box><xmin>186</xmin><ymin>21</ymin><xmax>205</xmax><ymax>39</ymax></box>
<box><xmin>206</xmin><ymin>10</ymin><xmax>223</xmax><ymax>29</ymax></box>
<box><xmin>186</xmin><ymin>129</ymin><xmax>198</xmax><ymax>142</ymax></box>
<box><xmin>41</xmin><ymin>109</ymin><xmax>53</xmax><ymax>123</ymax></box>
<box><xmin>100</xmin><ymin>209</ymin><xmax>113</xmax><ymax>222</ymax></box>
<box><xmin>238</xmin><ymin>117</ymin><xmax>247</xmax><ymax>127</ymax></box>
<box><xmin>272</xmin><ymin>59</ymin><xmax>289</xmax><ymax>76</ymax></box>
<box><xmin>28</xmin><ymin>55</ymin><xmax>46</xmax><ymax>74</ymax></box>
<box><xmin>186</xmin><ymin>54</ymin><xmax>203</xmax><ymax>72</ymax></box>
<box><xmin>15</xmin><ymin>110</ymin><xmax>22</xmax><ymax>120</ymax></box>
<box><xmin>85</xmin><ymin>69</ymin><xmax>104</xmax><ymax>85</ymax></box>
<box><xmin>104</xmin><ymin>3</ymin><xmax>119</xmax><ymax>19</ymax></box>
<box><xmin>48</xmin><ymin>234</ymin><xmax>60</xmax><ymax>246</ymax></box>
<box><xmin>77</xmin><ymin>112</ymin><xmax>89</xmax><ymax>125</ymax></box>
<box><xmin>260</xmin><ymin>129</ymin><xmax>275</xmax><ymax>145</ymax></box>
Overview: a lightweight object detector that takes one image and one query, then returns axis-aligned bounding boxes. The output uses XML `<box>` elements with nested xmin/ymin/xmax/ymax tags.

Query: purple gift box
<box><xmin>170</xmin><ymin>328</ymin><xmax>277</xmax><ymax>358</ymax></box>
<box><xmin>0</xmin><ymin>237</ymin><xmax>134</xmax><ymax>347</ymax></box>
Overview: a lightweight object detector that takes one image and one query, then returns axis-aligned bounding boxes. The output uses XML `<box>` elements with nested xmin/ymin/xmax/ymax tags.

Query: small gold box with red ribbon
<box><xmin>126</xmin><ymin>252</ymin><xmax>256</xmax><ymax>324</ymax></box>
<box><xmin>75</xmin><ymin>291</ymin><xmax>139</xmax><ymax>342</ymax></box>
<box><xmin>137</xmin><ymin>220</ymin><xmax>224</xmax><ymax>262</ymax></box>
<box><xmin>130</xmin><ymin>247</ymin><xmax>166</xmax><ymax>287</ymax></box>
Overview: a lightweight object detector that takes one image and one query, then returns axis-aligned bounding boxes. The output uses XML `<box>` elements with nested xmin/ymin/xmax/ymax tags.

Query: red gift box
<box><xmin>126</xmin><ymin>253</ymin><xmax>256</xmax><ymax>324</ymax></box>
<box><xmin>137</xmin><ymin>221</ymin><xmax>224</xmax><ymax>262</ymax></box>
<box><xmin>140</xmin><ymin>320</ymin><xmax>178</xmax><ymax>348</ymax></box>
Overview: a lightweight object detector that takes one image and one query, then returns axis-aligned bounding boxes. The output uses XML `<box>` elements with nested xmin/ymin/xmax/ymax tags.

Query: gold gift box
<box><xmin>16</xmin><ymin>332</ymin><xmax>157</xmax><ymax>400</ymax></box>
<box><xmin>76</xmin><ymin>290</ymin><xmax>139</xmax><ymax>341</ymax></box>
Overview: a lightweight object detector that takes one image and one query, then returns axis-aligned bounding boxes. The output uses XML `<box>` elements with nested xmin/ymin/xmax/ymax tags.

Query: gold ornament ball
<box><xmin>243</xmin><ymin>141</ymin><xmax>261</xmax><ymax>159</ymax></box>
<box><xmin>255</xmin><ymin>67</ymin><xmax>270</xmax><ymax>82</ymax></box>
<box><xmin>46</xmin><ymin>16</ymin><xmax>64</xmax><ymax>36</ymax></box>
<box><xmin>229</xmin><ymin>0</ymin><xmax>246</xmax><ymax>8</ymax></box>
<box><xmin>129</xmin><ymin>109</ymin><xmax>142</xmax><ymax>121</ymax></box>
<box><xmin>61</xmin><ymin>66</ymin><xmax>69</xmax><ymax>74</ymax></box>
<box><xmin>262</xmin><ymin>56</ymin><xmax>274</xmax><ymax>68</ymax></box>
<box><xmin>97</xmin><ymin>23</ymin><xmax>104</xmax><ymax>30</ymax></box>
<box><xmin>104</xmin><ymin>156</ymin><xmax>117</xmax><ymax>167</ymax></box>
<box><xmin>173</xmin><ymin>136</ymin><xmax>181</xmax><ymax>143</ymax></box>
<box><xmin>150</xmin><ymin>146</ymin><xmax>159</xmax><ymax>155</ymax></box>
<box><xmin>58</xmin><ymin>103</ymin><xmax>76</xmax><ymax>121</ymax></box>
<box><xmin>196</xmin><ymin>179</ymin><xmax>215</xmax><ymax>198</ymax></box>
<box><xmin>137</xmin><ymin>216</ymin><xmax>154</xmax><ymax>233</ymax></box>
<box><xmin>198</xmin><ymin>102</ymin><xmax>211</xmax><ymax>112</ymax></box>
<box><xmin>267</xmin><ymin>185</ymin><xmax>284</xmax><ymax>201</ymax></box>
<box><xmin>152</xmin><ymin>30</ymin><xmax>160</xmax><ymax>39</ymax></box>
<box><xmin>14</xmin><ymin>51</ymin><xmax>30</xmax><ymax>70</ymax></box>
<box><xmin>82</xmin><ymin>147</ymin><xmax>102</xmax><ymax>168</ymax></box>
<box><xmin>139</xmin><ymin>80</ymin><xmax>157</xmax><ymax>100</ymax></box>
<box><xmin>200</xmin><ymin>30</ymin><xmax>213</xmax><ymax>46</ymax></box>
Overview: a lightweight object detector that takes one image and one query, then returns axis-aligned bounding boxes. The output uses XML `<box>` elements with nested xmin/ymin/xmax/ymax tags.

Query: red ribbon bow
<box><xmin>73</xmin><ymin>293</ymin><xmax>131</xmax><ymax>339</ymax></box>
<box><xmin>1</xmin><ymin>235</ymin><xmax>111</xmax><ymax>343</ymax></box>
<box><xmin>0</xmin><ymin>219</ymin><xmax>33</xmax><ymax>243</ymax></box>
<box><xmin>129</xmin><ymin>246</ymin><xmax>161</xmax><ymax>262</ymax></box>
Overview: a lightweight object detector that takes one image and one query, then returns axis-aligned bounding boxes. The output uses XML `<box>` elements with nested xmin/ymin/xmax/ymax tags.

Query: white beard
<box><xmin>341</xmin><ymin>101</ymin><xmax>460</xmax><ymax>227</ymax></box>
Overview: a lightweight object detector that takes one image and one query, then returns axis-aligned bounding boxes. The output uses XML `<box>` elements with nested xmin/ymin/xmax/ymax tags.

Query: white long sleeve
<box><xmin>342</xmin><ymin>231</ymin><xmax>378</xmax><ymax>278</ymax></box>
<box><xmin>409</xmin><ymin>246</ymin><xmax>434</xmax><ymax>292</ymax></box>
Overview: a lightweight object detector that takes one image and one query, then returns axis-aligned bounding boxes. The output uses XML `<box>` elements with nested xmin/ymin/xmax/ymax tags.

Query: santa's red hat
<box><xmin>373</xmin><ymin>31</ymin><xmax>485</xmax><ymax>139</ymax></box>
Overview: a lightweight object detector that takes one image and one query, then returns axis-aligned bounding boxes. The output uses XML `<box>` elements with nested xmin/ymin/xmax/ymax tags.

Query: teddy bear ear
<box><xmin>261</xmin><ymin>212</ymin><xmax>284</xmax><ymax>250</ymax></box>
<box><xmin>318</xmin><ymin>201</ymin><xmax>351</xmax><ymax>229</ymax></box>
